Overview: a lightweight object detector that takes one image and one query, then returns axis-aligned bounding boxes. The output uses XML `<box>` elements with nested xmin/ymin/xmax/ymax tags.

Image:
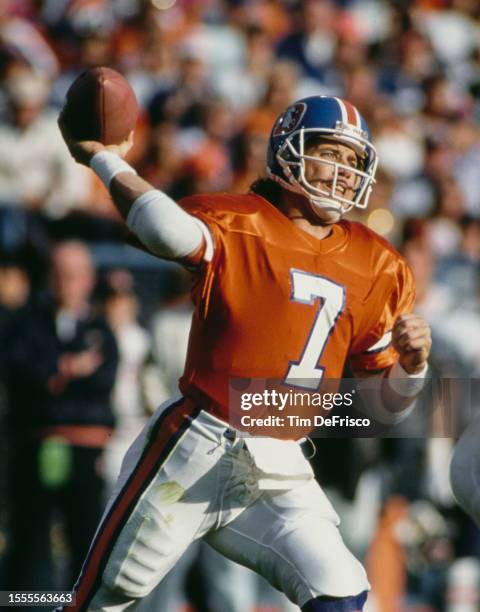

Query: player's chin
<box><xmin>309</xmin><ymin>201</ymin><xmax>344</xmax><ymax>225</ymax></box>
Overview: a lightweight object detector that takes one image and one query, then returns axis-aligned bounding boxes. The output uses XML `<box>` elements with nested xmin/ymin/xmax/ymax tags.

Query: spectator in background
<box><xmin>0</xmin><ymin>251</ymin><xmax>30</xmax><ymax>585</ymax></box>
<box><xmin>318</xmin><ymin>33</ymin><xmax>370</xmax><ymax>98</ymax></box>
<box><xmin>125</xmin><ymin>28</ymin><xmax>179</xmax><ymax>109</ymax></box>
<box><xmin>5</xmin><ymin>240</ymin><xmax>118</xmax><ymax>593</ymax></box>
<box><xmin>421</xmin><ymin>74</ymin><xmax>471</xmax><ymax>141</ymax></box>
<box><xmin>146</xmin><ymin>267</ymin><xmax>193</xmax><ymax>407</ymax></box>
<box><xmin>451</xmin><ymin>118</ymin><xmax>480</xmax><ymax>216</ymax></box>
<box><xmin>148</xmin><ymin>50</ymin><xmax>211</xmax><ymax>128</ymax></box>
<box><xmin>50</xmin><ymin>25</ymin><xmax>116</xmax><ymax>110</ymax></box>
<box><xmin>0</xmin><ymin>0</ymin><xmax>59</xmax><ymax>80</ymax></box>
<box><xmin>401</xmin><ymin>216</ymin><xmax>478</xmax><ymax>377</ymax></box>
<box><xmin>243</xmin><ymin>60</ymin><xmax>299</xmax><ymax>137</ymax></box>
<box><xmin>213</xmin><ymin>23</ymin><xmax>275</xmax><ymax>114</ymax></box>
<box><xmin>176</xmin><ymin>96</ymin><xmax>235</xmax><ymax>196</ymax></box>
<box><xmin>0</xmin><ymin>66</ymin><xmax>89</xmax><ymax>218</ymax></box>
<box><xmin>97</xmin><ymin>269</ymin><xmax>151</xmax><ymax>495</ymax></box>
<box><xmin>0</xmin><ymin>57</ymin><xmax>125</xmax><ymax>237</ymax></box>
<box><xmin>0</xmin><ymin>252</ymin><xmax>30</xmax><ymax>317</ymax></box>
<box><xmin>432</xmin><ymin>217</ymin><xmax>480</xmax><ymax>374</ymax></box>
<box><xmin>276</xmin><ymin>0</ymin><xmax>337</xmax><ymax>85</ymax></box>
<box><xmin>378</xmin><ymin>28</ymin><xmax>438</xmax><ymax>115</ymax></box>
<box><xmin>225</xmin><ymin>0</ymin><xmax>290</xmax><ymax>44</ymax></box>
<box><xmin>402</xmin><ymin>225</ymin><xmax>454</xmax><ymax>330</ymax></box>
<box><xmin>138</xmin><ymin>121</ymin><xmax>184</xmax><ymax>193</ymax></box>
<box><xmin>230</xmin><ymin>116</ymin><xmax>270</xmax><ymax>194</ymax></box>
<box><xmin>428</xmin><ymin>176</ymin><xmax>466</xmax><ymax>257</ymax></box>
<box><xmin>373</xmin><ymin>101</ymin><xmax>426</xmax><ymax>186</ymax></box>
<box><xmin>111</xmin><ymin>0</ymin><xmax>188</xmax><ymax>72</ymax></box>
<box><xmin>417</xmin><ymin>0</ymin><xmax>478</xmax><ymax>71</ymax></box>
<box><xmin>343</xmin><ymin>63</ymin><xmax>380</xmax><ymax>120</ymax></box>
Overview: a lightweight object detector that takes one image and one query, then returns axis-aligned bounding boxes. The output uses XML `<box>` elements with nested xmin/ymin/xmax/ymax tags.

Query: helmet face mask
<box><xmin>267</xmin><ymin>97</ymin><xmax>378</xmax><ymax>222</ymax></box>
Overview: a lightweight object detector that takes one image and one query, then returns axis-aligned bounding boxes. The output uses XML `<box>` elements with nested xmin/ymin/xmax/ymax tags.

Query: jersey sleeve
<box><xmin>349</xmin><ymin>256</ymin><xmax>416</xmax><ymax>372</ymax></box>
<box><xmin>176</xmin><ymin>196</ymin><xmax>219</xmax><ymax>264</ymax></box>
<box><xmin>178</xmin><ymin>193</ymin><xmax>262</xmax><ymax>316</ymax></box>
<box><xmin>179</xmin><ymin>192</ymin><xmax>267</xmax><ymax>261</ymax></box>
<box><xmin>179</xmin><ymin>194</ymin><xmax>248</xmax><ymax>262</ymax></box>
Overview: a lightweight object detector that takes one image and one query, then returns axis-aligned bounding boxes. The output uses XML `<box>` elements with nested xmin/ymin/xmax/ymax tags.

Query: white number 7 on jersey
<box><xmin>284</xmin><ymin>269</ymin><xmax>345</xmax><ymax>390</ymax></box>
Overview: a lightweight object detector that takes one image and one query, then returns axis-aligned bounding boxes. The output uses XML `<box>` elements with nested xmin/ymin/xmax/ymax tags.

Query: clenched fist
<box><xmin>392</xmin><ymin>313</ymin><xmax>431</xmax><ymax>374</ymax></box>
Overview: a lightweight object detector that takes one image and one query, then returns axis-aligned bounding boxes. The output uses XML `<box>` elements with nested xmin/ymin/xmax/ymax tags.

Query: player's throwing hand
<box><xmin>58</xmin><ymin>112</ymin><xmax>133</xmax><ymax>166</ymax></box>
<box><xmin>392</xmin><ymin>313</ymin><xmax>431</xmax><ymax>374</ymax></box>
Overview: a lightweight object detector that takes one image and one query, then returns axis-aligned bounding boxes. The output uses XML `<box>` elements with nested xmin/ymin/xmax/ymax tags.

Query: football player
<box><xmin>57</xmin><ymin>96</ymin><xmax>431</xmax><ymax>612</ymax></box>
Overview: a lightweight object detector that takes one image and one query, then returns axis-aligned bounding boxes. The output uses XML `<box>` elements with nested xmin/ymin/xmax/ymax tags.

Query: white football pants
<box><xmin>65</xmin><ymin>398</ymin><xmax>369</xmax><ymax>611</ymax></box>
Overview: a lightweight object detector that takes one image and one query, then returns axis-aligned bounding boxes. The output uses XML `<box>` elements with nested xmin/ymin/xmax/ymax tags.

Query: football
<box><xmin>62</xmin><ymin>67</ymin><xmax>139</xmax><ymax>145</ymax></box>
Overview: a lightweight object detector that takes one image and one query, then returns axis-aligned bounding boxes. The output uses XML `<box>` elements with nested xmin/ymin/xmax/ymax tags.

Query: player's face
<box><xmin>303</xmin><ymin>139</ymin><xmax>361</xmax><ymax>202</ymax></box>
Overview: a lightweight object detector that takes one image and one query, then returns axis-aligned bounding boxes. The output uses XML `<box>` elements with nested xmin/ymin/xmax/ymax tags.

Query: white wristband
<box><xmin>90</xmin><ymin>151</ymin><xmax>137</xmax><ymax>190</ymax></box>
<box><xmin>388</xmin><ymin>361</ymin><xmax>428</xmax><ymax>397</ymax></box>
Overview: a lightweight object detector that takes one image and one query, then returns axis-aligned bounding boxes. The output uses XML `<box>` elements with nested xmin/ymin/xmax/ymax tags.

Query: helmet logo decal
<box><xmin>272</xmin><ymin>102</ymin><xmax>307</xmax><ymax>136</ymax></box>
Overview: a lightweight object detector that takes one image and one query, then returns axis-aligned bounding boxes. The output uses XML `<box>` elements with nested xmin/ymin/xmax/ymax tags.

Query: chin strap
<box><xmin>307</xmin><ymin>199</ymin><xmax>345</xmax><ymax>225</ymax></box>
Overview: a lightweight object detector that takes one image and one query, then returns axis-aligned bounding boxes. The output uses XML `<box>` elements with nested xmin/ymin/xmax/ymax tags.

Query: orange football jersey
<box><xmin>178</xmin><ymin>193</ymin><xmax>415</xmax><ymax>422</ymax></box>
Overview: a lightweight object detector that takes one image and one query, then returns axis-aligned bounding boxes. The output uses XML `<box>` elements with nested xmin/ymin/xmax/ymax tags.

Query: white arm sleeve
<box><xmin>126</xmin><ymin>190</ymin><xmax>213</xmax><ymax>260</ymax></box>
<box><xmin>355</xmin><ymin>362</ymin><xmax>428</xmax><ymax>425</ymax></box>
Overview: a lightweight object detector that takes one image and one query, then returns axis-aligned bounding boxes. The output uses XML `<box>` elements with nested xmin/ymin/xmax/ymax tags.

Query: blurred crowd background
<box><xmin>0</xmin><ymin>0</ymin><xmax>480</xmax><ymax>610</ymax></box>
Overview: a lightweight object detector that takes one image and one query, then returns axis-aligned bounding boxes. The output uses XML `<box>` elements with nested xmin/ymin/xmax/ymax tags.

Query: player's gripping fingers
<box><xmin>394</xmin><ymin>332</ymin><xmax>431</xmax><ymax>356</ymax></box>
<box><xmin>393</xmin><ymin>313</ymin><xmax>431</xmax><ymax>374</ymax></box>
<box><xmin>401</xmin><ymin>335</ymin><xmax>431</xmax><ymax>352</ymax></box>
<box><xmin>399</xmin><ymin>343</ymin><xmax>431</xmax><ymax>371</ymax></box>
<box><xmin>401</xmin><ymin>347</ymin><xmax>430</xmax><ymax>372</ymax></box>
<box><xmin>392</xmin><ymin>314</ymin><xmax>431</xmax><ymax>349</ymax></box>
<box><xmin>58</xmin><ymin>110</ymin><xmax>105</xmax><ymax>166</ymax></box>
<box><xmin>393</xmin><ymin>313</ymin><xmax>428</xmax><ymax>333</ymax></box>
<box><xmin>395</xmin><ymin>326</ymin><xmax>431</xmax><ymax>351</ymax></box>
<box><xmin>105</xmin><ymin>130</ymin><xmax>135</xmax><ymax>159</ymax></box>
